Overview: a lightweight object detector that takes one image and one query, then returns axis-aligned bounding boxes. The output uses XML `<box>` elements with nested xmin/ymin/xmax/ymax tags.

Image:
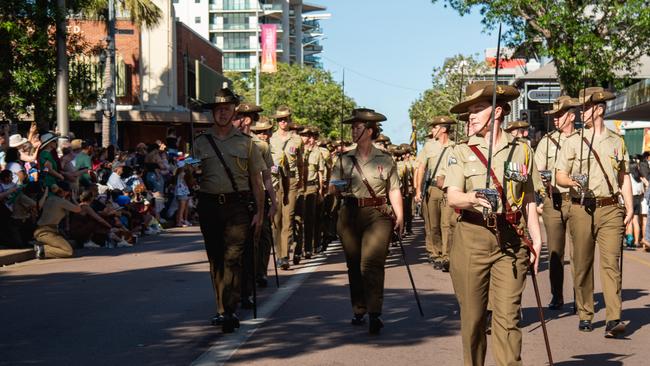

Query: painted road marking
<box><xmin>191</xmin><ymin>243</ymin><xmax>340</xmax><ymax>366</ymax></box>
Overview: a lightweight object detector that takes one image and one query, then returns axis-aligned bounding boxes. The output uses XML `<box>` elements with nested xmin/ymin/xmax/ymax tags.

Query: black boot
<box><xmin>222</xmin><ymin>313</ymin><xmax>240</xmax><ymax>333</ymax></box>
<box><xmin>210</xmin><ymin>313</ymin><xmax>224</xmax><ymax>326</ymax></box>
<box><xmin>605</xmin><ymin>320</ymin><xmax>625</xmax><ymax>338</ymax></box>
<box><xmin>351</xmin><ymin>313</ymin><xmax>366</xmax><ymax>326</ymax></box>
<box><xmin>369</xmin><ymin>313</ymin><xmax>384</xmax><ymax>335</ymax></box>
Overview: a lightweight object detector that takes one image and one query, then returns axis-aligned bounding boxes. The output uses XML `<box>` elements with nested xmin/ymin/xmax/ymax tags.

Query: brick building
<box><xmin>71</xmin><ymin>0</ymin><xmax>227</xmax><ymax>150</ymax></box>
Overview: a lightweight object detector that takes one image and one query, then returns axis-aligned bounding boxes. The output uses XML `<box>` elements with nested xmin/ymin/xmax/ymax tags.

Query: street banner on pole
<box><xmin>261</xmin><ymin>24</ymin><xmax>277</xmax><ymax>73</ymax></box>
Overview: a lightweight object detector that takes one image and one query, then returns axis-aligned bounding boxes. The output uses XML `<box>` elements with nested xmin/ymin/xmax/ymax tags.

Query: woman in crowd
<box><xmin>4</xmin><ymin>147</ymin><xmax>26</xmax><ymax>185</ymax></box>
<box><xmin>38</xmin><ymin>133</ymin><xmax>65</xmax><ymax>189</ymax></box>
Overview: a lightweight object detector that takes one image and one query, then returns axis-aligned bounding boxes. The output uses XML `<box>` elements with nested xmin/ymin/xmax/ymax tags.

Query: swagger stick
<box><xmin>530</xmin><ymin>266</ymin><xmax>555</xmax><ymax>366</ymax></box>
<box><xmin>397</xmin><ymin>233</ymin><xmax>424</xmax><ymax>317</ymax></box>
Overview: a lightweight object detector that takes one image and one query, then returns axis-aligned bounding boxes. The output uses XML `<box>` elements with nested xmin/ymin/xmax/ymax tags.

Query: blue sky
<box><xmin>320</xmin><ymin>0</ymin><xmax>497</xmax><ymax>144</ymax></box>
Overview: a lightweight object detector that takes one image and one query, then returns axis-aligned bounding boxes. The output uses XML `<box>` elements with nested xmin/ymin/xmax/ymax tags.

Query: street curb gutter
<box><xmin>0</xmin><ymin>249</ymin><xmax>35</xmax><ymax>267</ymax></box>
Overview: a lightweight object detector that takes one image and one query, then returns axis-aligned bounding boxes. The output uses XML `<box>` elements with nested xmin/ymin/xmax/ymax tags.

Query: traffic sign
<box><xmin>528</xmin><ymin>87</ymin><xmax>561</xmax><ymax>103</ymax></box>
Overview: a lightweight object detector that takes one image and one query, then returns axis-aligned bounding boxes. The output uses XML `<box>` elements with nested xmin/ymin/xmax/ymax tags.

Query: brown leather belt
<box><xmin>552</xmin><ymin>192</ymin><xmax>571</xmax><ymax>201</ymax></box>
<box><xmin>460</xmin><ymin>209</ymin><xmax>522</xmax><ymax>228</ymax></box>
<box><xmin>571</xmin><ymin>196</ymin><xmax>618</xmax><ymax>208</ymax></box>
<box><xmin>343</xmin><ymin>196</ymin><xmax>387</xmax><ymax>208</ymax></box>
<box><xmin>199</xmin><ymin>191</ymin><xmax>252</xmax><ymax>205</ymax></box>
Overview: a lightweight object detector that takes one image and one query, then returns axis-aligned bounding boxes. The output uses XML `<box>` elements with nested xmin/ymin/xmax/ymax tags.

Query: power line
<box><xmin>323</xmin><ymin>56</ymin><xmax>423</xmax><ymax>93</ymax></box>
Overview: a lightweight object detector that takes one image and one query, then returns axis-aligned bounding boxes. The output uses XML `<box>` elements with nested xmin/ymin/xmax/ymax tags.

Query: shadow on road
<box><xmin>554</xmin><ymin>352</ymin><xmax>629</xmax><ymax>365</ymax></box>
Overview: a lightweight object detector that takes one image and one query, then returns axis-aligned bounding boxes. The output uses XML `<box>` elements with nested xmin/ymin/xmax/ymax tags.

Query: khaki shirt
<box><xmin>444</xmin><ymin>132</ymin><xmax>536</xmax><ymax>214</ymax></box>
<box><xmin>37</xmin><ymin>195</ymin><xmax>78</xmax><ymax>226</ymax></box>
<box><xmin>269</xmin><ymin>131</ymin><xmax>303</xmax><ymax>174</ymax></box>
<box><xmin>319</xmin><ymin>147</ymin><xmax>332</xmax><ymax>182</ymax></box>
<box><xmin>306</xmin><ymin>147</ymin><xmax>325</xmax><ymax>182</ymax></box>
<box><xmin>426</xmin><ymin>140</ymin><xmax>455</xmax><ymax>178</ymax></box>
<box><xmin>252</xmin><ymin>134</ymin><xmax>273</xmax><ymax>171</ymax></box>
<box><xmin>12</xmin><ymin>193</ymin><xmax>36</xmax><ymax>220</ymax></box>
<box><xmin>436</xmin><ymin>144</ymin><xmax>455</xmax><ymax>179</ymax></box>
<box><xmin>554</xmin><ymin>128</ymin><xmax>629</xmax><ymax>198</ymax></box>
<box><xmin>534</xmin><ymin>130</ymin><xmax>577</xmax><ymax>194</ymax></box>
<box><xmin>331</xmin><ymin>146</ymin><xmax>400</xmax><ymax>199</ymax></box>
<box><xmin>415</xmin><ymin>139</ymin><xmax>436</xmax><ymax>167</ymax></box>
<box><xmin>396</xmin><ymin>160</ymin><xmax>413</xmax><ymax>193</ymax></box>
<box><xmin>195</xmin><ymin>128</ymin><xmax>265</xmax><ymax>194</ymax></box>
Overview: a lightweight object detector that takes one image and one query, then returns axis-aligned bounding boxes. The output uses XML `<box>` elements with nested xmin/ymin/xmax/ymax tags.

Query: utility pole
<box><xmin>102</xmin><ymin>0</ymin><xmax>117</xmax><ymax>147</ymax></box>
<box><xmin>56</xmin><ymin>0</ymin><xmax>69</xmax><ymax>144</ymax></box>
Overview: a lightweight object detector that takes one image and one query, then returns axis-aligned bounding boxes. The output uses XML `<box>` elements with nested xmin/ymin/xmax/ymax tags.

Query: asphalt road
<box><xmin>2</xmin><ymin>218</ymin><xmax>650</xmax><ymax>365</ymax></box>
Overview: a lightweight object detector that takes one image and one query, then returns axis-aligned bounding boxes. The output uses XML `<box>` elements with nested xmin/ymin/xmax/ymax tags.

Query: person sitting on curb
<box><xmin>33</xmin><ymin>181</ymin><xmax>81</xmax><ymax>259</ymax></box>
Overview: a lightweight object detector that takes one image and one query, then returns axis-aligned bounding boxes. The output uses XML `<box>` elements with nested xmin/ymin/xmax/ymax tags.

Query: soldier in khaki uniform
<box><xmin>445</xmin><ymin>81</ymin><xmax>543</xmax><ymax>366</ymax></box>
<box><xmin>195</xmin><ymin>88</ymin><xmax>266</xmax><ymax>333</ymax></box>
<box><xmin>33</xmin><ymin>182</ymin><xmax>81</xmax><ymax>259</ymax></box>
<box><xmin>555</xmin><ymin>87</ymin><xmax>632</xmax><ymax>338</ymax></box>
<box><xmin>234</xmin><ymin>104</ymin><xmax>278</xmax><ymax>289</ymax></box>
<box><xmin>330</xmin><ymin>108</ymin><xmax>404</xmax><ymax>335</ymax></box>
<box><xmin>269</xmin><ymin>106</ymin><xmax>304</xmax><ymax>270</ymax></box>
<box><xmin>533</xmin><ymin>96</ymin><xmax>581</xmax><ymax>309</ymax></box>
<box><xmin>414</xmin><ymin>133</ymin><xmax>437</xmax><ymax>262</ymax></box>
<box><xmin>296</xmin><ymin>126</ymin><xmax>325</xmax><ymax>260</ymax></box>
<box><xmin>317</xmin><ymin>138</ymin><xmax>333</xmax><ymax>252</ymax></box>
<box><xmin>415</xmin><ymin>117</ymin><xmax>456</xmax><ymax>270</ymax></box>
<box><xmin>396</xmin><ymin>144</ymin><xmax>415</xmax><ymax>236</ymax></box>
<box><xmin>504</xmin><ymin>120</ymin><xmax>530</xmax><ymax>139</ymax></box>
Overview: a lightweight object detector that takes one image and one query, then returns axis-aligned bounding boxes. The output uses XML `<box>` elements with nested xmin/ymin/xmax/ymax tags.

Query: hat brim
<box><xmin>202</xmin><ymin>100</ymin><xmax>238</xmax><ymax>109</ymax></box>
<box><xmin>271</xmin><ymin>111</ymin><xmax>292</xmax><ymax>119</ymax></box>
<box><xmin>41</xmin><ymin>136</ymin><xmax>58</xmax><ymax>147</ymax></box>
<box><xmin>9</xmin><ymin>138</ymin><xmax>28</xmax><ymax>148</ymax></box>
<box><xmin>251</xmin><ymin>124</ymin><xmax>273</xmax><ymax>131</ymax></box>
<box><xmin>450</xmin><ymin>89</ymin><xmax>519</xmax><ymax>114</ymax></box>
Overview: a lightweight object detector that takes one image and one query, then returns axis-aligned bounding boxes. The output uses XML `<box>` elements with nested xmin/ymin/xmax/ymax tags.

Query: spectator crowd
<box><xmin>0</xmin><ymin>124</ymin><xmax>199</xmax><ymax>259</ymax></box>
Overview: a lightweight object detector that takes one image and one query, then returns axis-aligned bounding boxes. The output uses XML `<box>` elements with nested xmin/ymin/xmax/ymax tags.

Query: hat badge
<box><xmin>597</xmin><ymin>92</ymin><xmax>604</xmax><ymax>99</ymax></box>
<box><xmin>496</xmin><ymin>85</ymin><xmax>505</xmax><ymax>94</ymax></box>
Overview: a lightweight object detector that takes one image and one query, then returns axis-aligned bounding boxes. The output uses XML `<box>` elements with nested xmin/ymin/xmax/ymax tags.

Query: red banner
<box><xmin>261</xmin><ymin>24</ymin><xmax>277</xmax><ymax>73</ymax></box>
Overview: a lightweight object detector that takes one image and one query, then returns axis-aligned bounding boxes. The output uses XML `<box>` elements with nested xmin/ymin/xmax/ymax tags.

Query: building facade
<box><xmin>172</xmin><ymin>0</ymin><xmax>329</xmax><ymax>72</ymax></box>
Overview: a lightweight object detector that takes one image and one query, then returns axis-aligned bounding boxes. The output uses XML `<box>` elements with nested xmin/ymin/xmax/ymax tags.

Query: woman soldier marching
<box><xmin>329</xmin><ymin>108</ymin><xmax>404</xmax><ymax>334</ymax></box>
<box><xmin>444</xmin><ymin>81</ymin><xmax>543</xmax><ymax>366</ymax></box>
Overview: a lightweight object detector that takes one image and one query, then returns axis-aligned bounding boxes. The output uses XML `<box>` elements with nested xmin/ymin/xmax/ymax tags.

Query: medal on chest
<box><xmin>504</xmin><ymin>161</ymin><xmax>528</xmax><ymax>182</ymax></box>
<box><xmin>377</xmin><ymin>165</ymin><xmax>385</xmax><ymax>180</ymax></box>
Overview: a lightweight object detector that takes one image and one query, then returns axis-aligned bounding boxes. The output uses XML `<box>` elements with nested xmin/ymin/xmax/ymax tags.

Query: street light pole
<box><xmin>56</xmin><ymin>0</ymin><xmax>69</xmax><ymax>145</ymax></box>
<box><xmin>255</xmin><ymin>1</ymin><xmax>260</xmax><ymax>105</ymax></box>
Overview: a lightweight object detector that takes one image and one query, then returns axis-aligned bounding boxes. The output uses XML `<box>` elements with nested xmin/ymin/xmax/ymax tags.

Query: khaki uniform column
<box><xmin>416</xmin><ymin>138</ymin><xmax>437</xmax><ymax>259</ymax></box>
<box><xmin>269</xmin><ymin>106</ymin><xmax>304</xmax><ymax>269</ymax></box>
<box><xmin>303</xmin><ymin>131</ymin><xmax>325</xmax><ymax>257</ymax></box>
<box><xmin>436</xmin><ymin>142</ymin><xmax>458</xmax><ymax>268</ymax></box>
<box><xmin>555</xmin><ymin>127</ymin><xmax>627</xmax><ymax>325</ymax></box>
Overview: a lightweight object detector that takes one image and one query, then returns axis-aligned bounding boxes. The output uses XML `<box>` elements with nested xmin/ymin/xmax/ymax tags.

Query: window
<box><xmin>224</xmin><ymin>53</ymin><xmax>250</xmax><ymax>70</ymax></box>
<box><xmin>195</xmin><ymin>16</ymin><xmax>201</xmax><ymax>23</ymax></box>
<box><xmin>224</xmin><ymin>33</ymin><xmax>252</xmax><ymax>50</ymax></box>
<box><xmin>222</xmin><ymin>13</ymin><xmax>249</xmax><ymax>30</ymax></box>
<box><xmin>223</xmin><ymin>0</ymin><xmax>249</xmax><ymax>10</ymax></box>
<box><xmin>195</xmin><ymin>0</ymin><xmax>200</xmax><ymax>3</ymax></box>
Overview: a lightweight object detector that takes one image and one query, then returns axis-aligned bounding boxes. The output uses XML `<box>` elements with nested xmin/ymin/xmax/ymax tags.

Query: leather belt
<box><xmin>460</xmin><ymin>209</ymin><xmax>522</xmax><ymax>228</ymax></box>
<box><xmin>571</xmin><ymin>196</ymin><xmax>618</xmax><ymax>208</ymax></box>
<box><xmin>343</xmin><ymin>196</ymin><xmax>387</xmax><ymax>208</ymax></box>
<box><xmin>199</xmin><ymin>191</ymin><xmax>252</xmax><ymax>205</ymax></box>
<box><xmin>551</xmin><ymin>192</ymin><xmax>571</xmax><ymax>201</ymax></box>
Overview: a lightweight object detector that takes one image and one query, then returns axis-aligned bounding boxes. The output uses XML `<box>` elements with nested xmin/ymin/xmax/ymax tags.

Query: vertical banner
<box><xmin>261</xmin><ymin>24</ymin><xmax>277</xmax><ymax>73</ymax></box>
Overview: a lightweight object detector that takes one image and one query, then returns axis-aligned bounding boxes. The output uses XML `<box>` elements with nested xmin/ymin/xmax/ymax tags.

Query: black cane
<box><xmin>530</xmin><ymin>265</ymin><xmax>554</xmax><ymax>366</ymax></box>
<box><xmin>270</xmin><ymin>232</ymin><xmax>280</xmax><ymax>288</ymax></box>
<box><xmin>252</xmin><ymin>234</ymin><xmax>258</xmax><ymax>319</ymax></box>
<box><xmin>620</xmin><ymin>238</ymin><xmax>624</xmax><ymax>288</ymax></box>
<box><xmin>396</xmin><ymin>233</ymin><xmax>424</xmax><ymax>317</ymax></box>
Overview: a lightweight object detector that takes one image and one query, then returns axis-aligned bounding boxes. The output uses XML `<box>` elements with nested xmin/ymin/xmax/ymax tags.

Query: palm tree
<box><xmin>82</xmin><ymin>0</ymin><xmax>162</xmax><ymax>147</ymax></box>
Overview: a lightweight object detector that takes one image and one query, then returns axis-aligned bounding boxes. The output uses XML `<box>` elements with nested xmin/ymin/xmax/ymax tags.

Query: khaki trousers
<box><xmin>274</xmin><ymin>177</ymin><xmax>299</xmax><ymax>258</ymax></box>
<box><xmin>440</xmin><ymin>196</ymin><xmax>458</xmax><ymax>260</ymax></box>
<box><xmin>338</xmin><ymin>204</ymin><xmax>393</xmax><ymax>315</ymax></box>
<box><xmin>450</xmin><ymin>220</ymin><xmax>529</xmax><ymax>366</ymax></box>
<box><xmin>302</xmin><ymin>185</ymin><xmax>321</xmax><ymax>254</ymax></box>
<box><xmin>198</xmin><ymin>194</ymin><xmax>250</xmax><ymax>314</ymax></box>
<box><xmin>425</xmin><ymin>186</ymin><xmax>443</xmax><ymax>259</ymax></box>
<box><xmin>568</xmin><ymin>203</ymin><xmax>624</xmax><ymax>322</ymax></box>
<box><xmin>34</xmin><ymin>226</ymin><xmax>73</xmax><ymax>258</ymax></box>
<box><xmin>542</xmin><ymin>195</ymin><xmax>571</xmax><ymax>301</ymax></box>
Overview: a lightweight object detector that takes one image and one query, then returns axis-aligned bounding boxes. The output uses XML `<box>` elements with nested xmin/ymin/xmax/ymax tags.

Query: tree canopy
<box><xmin>227</xmin><ymin>63</ymin><xmax>356</xmax><ymax>139</ymax></box>
<box><xmin>409</xmin><ymin>54</ymin><xmax>489</xmax><ymax>144</ymax></box>
<box><xmin>433</xmin><ymin>0</ymin><xmax>650</xmax><ymax>95</ymax></box>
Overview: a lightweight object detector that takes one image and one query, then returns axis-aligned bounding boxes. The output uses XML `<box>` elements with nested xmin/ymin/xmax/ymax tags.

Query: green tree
<box><xmin>409</xmin><ymin>54</ymin><xmax>489</xmax><ymax>144</ymax></box>
<box><xmin>432</xmin><ymin>0</ymin><xmax>650</xmax><ymax>94</ymax></box>
<box><xmin>229</xmin><ymin>64</ymin><xmax>356</xmax><ymax>139</ymax></box>
<box><xmin>0</xmin><ymin>0</ymin><xmax>96</xmax><ymax>129</ymax></box>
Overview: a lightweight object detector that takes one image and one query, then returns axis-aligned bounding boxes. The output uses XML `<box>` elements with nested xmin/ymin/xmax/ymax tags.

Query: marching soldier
<box><xmin>398</xmin><ymin>143</ymin><xmax>415</xmax><ymax>235</ymax></box>
<box><xmin>269</xmin><ymin>106</ymin><xmax>304</xmax><ymax>270</ymax></box>
<box><xmin>445</xmin><ymin>81</ymin><xmax>543</xmax><ymax>365</ymax></box>
<box><xmin>533</xmin><ymin>96</ymin><xmax>581</xmax><ymax>310</ymax></box>
<box><xmin>504</xmin><ymin>120</ymin><xmax>530</xmax><ymax>139</ymax></box>
<box><xmin>555</xmin><ymin>87</ymin><xmax>632</xmax><ymax>337</ymax></box>
<box><xmin>233</xmin><ymin>102</ymin><xmax>277</xmax><ymax>296</ymax></box>
<box><xmin>195</xmin><ymin>88</ymin><xmax>266</xmax><ymax>333</ymax></box>
<box><xmin>415</xmin><ymin>130</ymin><xmax>437</xmax><ymax>262</ymax></box>
<box><xmin>330</xmin><ymin>108</ymin><xmax>404</xmax><ymax>334</ymax></box>
<box><xmin>415</xmin><ymin>117</ymin><xmax>456</xmax><ymax>270</ymax></box>
<box><xmin>317</xmin><ymin>137</ymin><xmax>333</xmax><ymax>253</ymax></box>
<box><xmin>297</xmin><ymin>126</ymin><xmax>325</xmax><ymax>260</ymax></box>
